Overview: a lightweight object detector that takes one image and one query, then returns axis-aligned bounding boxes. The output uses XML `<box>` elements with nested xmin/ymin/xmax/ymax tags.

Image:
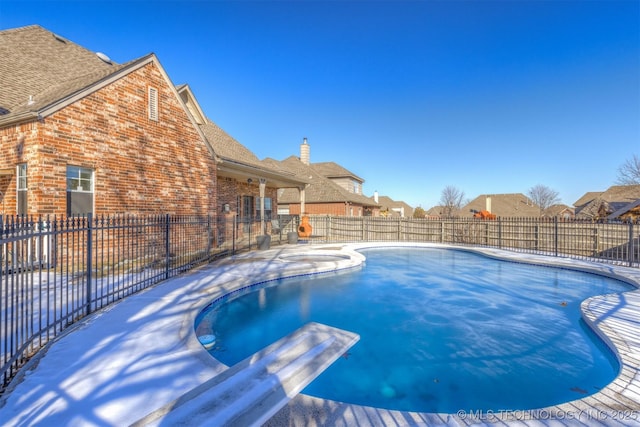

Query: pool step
<box><xmin>130</xmin><ymin>322</ymin><xmax>360</xmax><ymax>427</ymax></box>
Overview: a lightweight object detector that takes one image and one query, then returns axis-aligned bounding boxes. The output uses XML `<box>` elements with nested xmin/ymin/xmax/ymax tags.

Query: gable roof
<box><xmin>574</xmin><ymin>191</ymin><xmax>604</xmax><ymax>208</ymax></box>
<box><xmin>543</xmin><ymin>204</ymin><xmax>575</xmax><ymax>218</ymax></box>
<box><xmin>576</xmin><ymin>185</ymin><xmax>640</xmax><ymax>220</ymax></box>
<box><xmin>0</xmin><ymin>25</ymin><xmax>132</xmax><ymax>123</ymax></box>
<box><xmin>310</xmin><ymin>162</ymin><xmax>363</xmax><ymax>183</ymax></box>
<box><xmin>176</xmin><ymin>84</ymin><xmax>206</xmax><ymax>126</ymax></box>
<box><xmin>370</xmin><ymin>194</ymin><xmax>413</xmax><ymax>217</ymax></box>
<box><xmin>461</xmin><ymin>193</ymin><xmax>541</xmax><ymax>217</ymax></box>
<box><xmin>607</xmin><ymin>199</ymin><xmax>640</xmax><ymax>220</ymax></box>
<box><xmin>0</xmin><ymin>26</ymin><xmax>119</xmax><ymax>107</ymax></box>
<box><xmin>200</xmin><ymin>120</ymin><xmax>307</xmax><ymax>188</ymax></box>
<box><xmin>271</xmin><ymin>156</ymin><xmax>378</xmax><ymax>206</ymax></box>
<box><xmin>0</xmin><ymin>24</ymin><xmax>214</xmax><ymax>155</ymax></box>
<box><xmin>425</xmin><ymin>206</ymin><xmax>446</xmax><ymax>217</ymax></box>
<box><xmin>200</xmin><ymin>119</ymin><xmax>263</xmax><ymax>167</ymax></box>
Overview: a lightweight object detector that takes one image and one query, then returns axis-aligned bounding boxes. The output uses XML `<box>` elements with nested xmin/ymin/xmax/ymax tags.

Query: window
<box><xmin>17</xmin><ymin>163</ymin><xmax>27</xmax><ymax>215</ymax></box>
<box><xmin>148</xmin><ymin>86</ymin><xmax>158</xmax><ymax>121</ymax></box>
<box><xmin>255</xmin><ymin>197</ymin><xmax>272</xmax><ymax>220</ymax></box>
<box><xmin>66</xmin><ymin>166</ymin><xmax>94</xmax><ymax>216</ymax></box>
<box><xmin>352</xmin><ymin>180</ymin><xmax>361</xmax><ymax>194</ymax></box>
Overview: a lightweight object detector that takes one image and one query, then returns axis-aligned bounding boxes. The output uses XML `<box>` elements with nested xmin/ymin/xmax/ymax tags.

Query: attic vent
<box><xmin>53</xmin><ymin>33</ymin><xmax>67</xmax><ymax>43</ymax></box>
<box><xmin>148</xmin><ymin>87</ymin><xmax>159</xmax><ymax>121</ymax></box>
<box><xmin>96</xmin><ymin>52</ymin><xmax>112</xmax><ymax>64</ymax></box>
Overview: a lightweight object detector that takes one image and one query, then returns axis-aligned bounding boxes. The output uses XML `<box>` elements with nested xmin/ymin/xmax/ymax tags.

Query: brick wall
<box><xmin>217</xmin><ymin>177</ymin><xmax>277</xmax><ymax>216</ymax></box>
<box><xmin>0</xmin><ymin>61</ymin><xmax>217</xmax><ymax>217</ymax></box>
<box><xmin>0</xmin><ymin>122</ymin><xmax>38</xmax><ymax>215</ymax></box>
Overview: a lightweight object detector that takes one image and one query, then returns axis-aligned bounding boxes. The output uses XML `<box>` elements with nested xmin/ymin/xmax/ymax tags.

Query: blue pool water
<box><xmin>195</xmin><ymin>248</ymin><xmax>633</xmax><ymax>413</ymax></box>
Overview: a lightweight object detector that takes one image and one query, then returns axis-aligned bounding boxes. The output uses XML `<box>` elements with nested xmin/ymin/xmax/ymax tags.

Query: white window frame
<box><xmin>16</xmin><ymin>163</ymin><xmax>27</xmax><ymax>214</ymax></box>
<box><xmin>66</xmin><ymin>165</ymin><xmax>94</xmax><ymax>216</ymax></box>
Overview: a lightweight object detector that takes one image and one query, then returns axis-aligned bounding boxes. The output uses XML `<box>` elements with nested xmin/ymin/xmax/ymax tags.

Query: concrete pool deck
<box><xmin>1</xmin><ymin>242</ymin><xmax>640</xmax><ymax>426</ymax></box>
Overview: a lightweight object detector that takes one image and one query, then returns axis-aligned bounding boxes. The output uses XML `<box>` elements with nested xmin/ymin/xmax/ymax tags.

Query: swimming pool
<box><xmin>195</xmin><ymin>247</ymin><xmax>633</xmax><ymax>413</ymax></box>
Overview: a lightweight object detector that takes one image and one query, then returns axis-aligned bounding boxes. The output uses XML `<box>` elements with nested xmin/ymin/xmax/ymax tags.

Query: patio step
<box><xmin>131</xmin><ymin>322</ymin><xmax>360</xmax><ymax>427</ymax></box>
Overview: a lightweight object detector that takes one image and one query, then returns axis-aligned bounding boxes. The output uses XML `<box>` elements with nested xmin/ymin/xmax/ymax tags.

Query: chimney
<box><xmin>485</xmin><ymin>195</ymin><xmax>492</xmax><ymax>213</ymax></box>
<box><xmin>374</xmin><ymin>191</ymin><xmax>379</xmax><ymax>203</ymax></box>
<box><xmin>300</xmin><ymin>137</ymin><xmax>310</xmax><ymax>165</ymax></box>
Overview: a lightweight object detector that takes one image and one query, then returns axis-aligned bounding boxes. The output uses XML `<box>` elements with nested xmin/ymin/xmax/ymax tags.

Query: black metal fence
<box><xmin>1</xmin><ymin>214</ymin><xmax>638</xmax><ymax>393</ymax></box>
<box><xmin>0</xmin><ymin>213</ymin><xmax>300</xmax><ymax>392</ymax></box>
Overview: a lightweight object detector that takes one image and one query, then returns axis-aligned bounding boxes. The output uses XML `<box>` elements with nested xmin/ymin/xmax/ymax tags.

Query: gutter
<box><xmin>0</xmin><ymin>111</ymin><xmax>40</xmax><ymax>127</ymax></box>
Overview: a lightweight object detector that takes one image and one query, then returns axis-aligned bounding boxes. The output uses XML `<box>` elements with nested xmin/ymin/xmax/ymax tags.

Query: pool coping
<box><xmin>1</xmin><ymin>242</ymin><xmax>640</xmax><ymax>426</ymax></box>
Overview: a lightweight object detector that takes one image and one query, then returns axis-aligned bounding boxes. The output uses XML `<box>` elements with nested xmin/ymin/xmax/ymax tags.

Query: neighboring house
<box><xmin>188</xmin><ymin>89</ymin><xmax>308</xmax><ymax>223</ymax></box>
<box><xmin>460</xmin><ymin>194</ymin><xmax>541</xmax><ymax>218</ymax></box>
<box><xmin>270</xmin><ymin>139</ymin><xmax>379</xmax><ymax>216</ymax></box>
<box><xmin>424</xmin><ymin>205</ymin><xmax>446</xmax><ymax>218</ymax></box>
<box><xmin>311</xmin><ymin>160</ymin><xmax>364</xmax><ymax>196</ymax></box>
<box><xmin>574</xmin><ymin>191</ymin><xmax>603</xmax><ymax>217</ymax></box>
<box><xmin>574</xmin><ymin>185</ymin><xmax>640</xmax><ymax>221</ymax></box>
<box><xmin>370</xmin><ymin>192</ymin><xmax>414</xmax><ymax>218</ymax></box>
<box><xmin>543</xmin><ymin>204</ymin><xmax>575</xmax><ymax>220</ymax></box>
<box><xmin>0</xmin><ymin>25</ymin><xmax>217</xmax><ymax>217</ymax></box>
<box><xmin>608</xmin><ymin>199</ymin><xmax>640</xmax><ymax>222</ymax></box>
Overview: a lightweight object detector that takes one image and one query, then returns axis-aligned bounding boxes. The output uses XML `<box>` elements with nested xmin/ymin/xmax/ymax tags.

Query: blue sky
<box><xmin>1</xmin><ymin>1</ymin><xmax>638</xmax><ymax>209</ymax></box>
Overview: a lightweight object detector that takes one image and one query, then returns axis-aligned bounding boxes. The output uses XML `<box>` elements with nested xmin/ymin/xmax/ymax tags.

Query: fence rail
<box><xmin>302</xmin><ymin>216</ymin><xmax>639</xmax><ymax>267</ymax></box>
<box><xmin>1</xmin><ymin>214</ymin><xmax>638</xmax><ymax>393</ymax></box>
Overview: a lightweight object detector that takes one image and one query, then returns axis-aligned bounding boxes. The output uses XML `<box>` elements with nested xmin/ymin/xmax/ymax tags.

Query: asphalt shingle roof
<box><xmin>576</xmin><ymin>185</ymin><xmax>640</xmax><ymax>219</ymax></box>
<box><xmin>0</xmin><ymin>25</ymin><xmax>131</xmax><ymax>119</ymax></box>
<box><xmin>574</xmin><ymin>191</ymin><xmax>603</xmax><ymax>208</ymax></box>
<box><xmin>199</xmin><ymin>119</ymin><xmax>263</xmax><ymax>167</ymax></box>
<box><xmin>274</xmin><ymin>156</ymin><xmax>377</xmax><ymax>205</ymax></box>
<box><xmin>200</xmin><ymin>120</ymin><xmax>300</xmax><ymax>181</ymax></box>
<box><xmin>369</xmin><ymin>195</ymin><xmax>413</xmax><ymax>217</ymax></box>
<box><xmin>310</xmin><ymin>162</ymin><xmax>363</xmax><ymax>182</ymax></box>
<box><xmin>461</xmin><ymin>193</ymin><xmax>541</xmax><ymax>217</ymax></box>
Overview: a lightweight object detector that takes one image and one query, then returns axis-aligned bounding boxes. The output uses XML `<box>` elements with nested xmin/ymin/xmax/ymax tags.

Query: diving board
<box><xmin>131</xmin><ymin>322</ymin><xmax>359</xmax><ymax>427</ymax></box>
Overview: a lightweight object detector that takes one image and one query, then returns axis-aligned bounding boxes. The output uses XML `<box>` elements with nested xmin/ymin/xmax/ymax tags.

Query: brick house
<box><xmin>369</xmin><ymin>192</ymin><xmax>414</xmax><ymax>218</ymax></box>
<box><xmin>269</xmin><ymin>139</ymin><xmax>379</xmax><ymax>216</ymax></box>
<box><xmin>543</xmin><ymin>204</ymin><xmax>575</xmax><ymax>220</ymax></box>
<box><xmin>181</xmin><ymin>83</ymin><xmax>308</xmax><ymax>231</ymax></box>
<box><xmin>0</xmin><ymin>25</ymin><xmax>217</xmax><ymax>217</ymax></box>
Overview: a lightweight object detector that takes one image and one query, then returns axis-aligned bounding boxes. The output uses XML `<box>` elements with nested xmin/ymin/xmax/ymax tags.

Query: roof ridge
<box><xmin>0</xmin><ymin>24</ymin><xmax>41</xmax><ymax>35</ymax></box>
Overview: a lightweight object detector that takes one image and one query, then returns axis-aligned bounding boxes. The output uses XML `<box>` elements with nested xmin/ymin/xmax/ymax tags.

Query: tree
<box><xmin>527</xmin><ymin>184</ymin><xmax>560</xmax><ymax>215</ymax></box>
<box><xmin>413</xmin><ymin>206</ymin><xmax>426</xmax><ymax>219</ymax></box>
<box><xmin>439</xmin><ymin>186</ymin><xmax>465</xmax><ymax>217</ymax></box>
<box><xmin>615</xmin><ymin>154</ymin><xmax>640</xmax><ymax>185</ymax></box>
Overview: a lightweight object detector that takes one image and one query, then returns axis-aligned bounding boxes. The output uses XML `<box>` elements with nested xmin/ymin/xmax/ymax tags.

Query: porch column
<box><xmin>300</xmin><ymin>185</ymin><xmax>307</xmax><ymax>215</ymax></box>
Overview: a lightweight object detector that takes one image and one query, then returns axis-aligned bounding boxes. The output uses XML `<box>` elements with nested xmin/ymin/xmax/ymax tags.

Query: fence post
<box><xmin>232</xmin><ymin>215</ymin><xmax>237</xmax><ymax>254</ymax></box>
<box><xmin>326</xmin><ymin>215</ymin><xmax>331</xmax><ymax>243</ymax></box>
<box><xmin>165</xmin><ymin>214</ymin><xmax>170</xmax><ymax>280</ymax></box>
<box><xmin>206</xmin><ymin>215</ymin><xmax>212</xmax><ymax>258</ymax></box>
<box><xmin>498</xmin><ymin>217</ymin><xmax>502</xmax><ymax>249</ymax></box>
<box><xmin>554</xmin><ymin>216</ymin><xmax>558</xmax><ymax>257</ymax></box>
<box><xmin>86</xmin><ymin>213</ymin><xmax>93</xmax><ymax>316</ymax></box>
<box><xmin>629</xmin><ymin>221</ymin><xmax>635</xmax><ymax>267</ymax></box>
<box><xmin>362</xmin><ymin>217</ymin><xmax>366</xmax><ymax>242</ymax></box>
